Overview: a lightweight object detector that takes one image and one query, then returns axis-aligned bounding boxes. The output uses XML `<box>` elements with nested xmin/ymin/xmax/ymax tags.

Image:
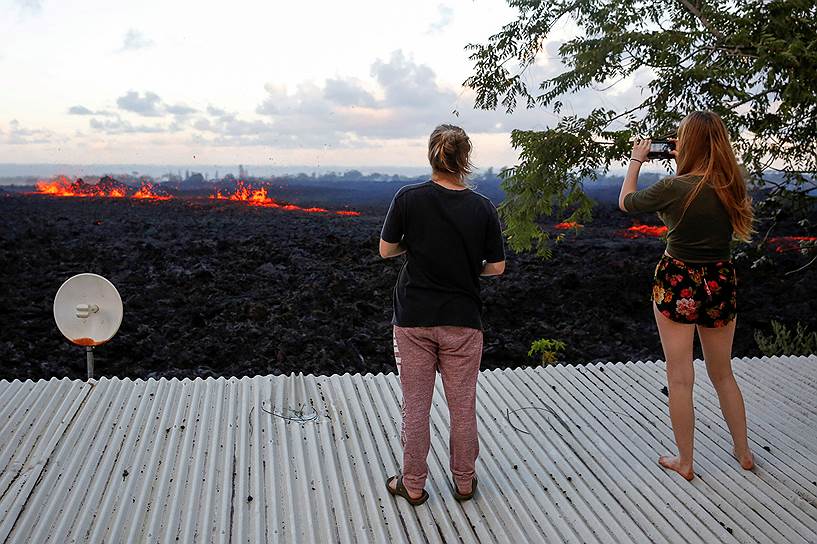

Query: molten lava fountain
<box><xmin>35</xmin><ymin>176</ymin><xmax>172</xmax><ymax>201</ymax></box>
<box><xmin>210</xmin><ymin>181</ymin><xmax>360</xmax><ymax>216</ymax></box>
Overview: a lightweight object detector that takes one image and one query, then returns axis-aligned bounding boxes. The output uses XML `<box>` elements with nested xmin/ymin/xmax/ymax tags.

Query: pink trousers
<box><xmin>393</xmin><ymin>325</ymin><xmax>483</xmax><ymax>494</ymax></box>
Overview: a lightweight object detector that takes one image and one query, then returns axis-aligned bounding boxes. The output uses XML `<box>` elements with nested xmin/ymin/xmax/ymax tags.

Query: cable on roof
<box><xmin>260</xmin><ymin>402</ymin><xmax>319</xmax><ymax>423</ymax></box>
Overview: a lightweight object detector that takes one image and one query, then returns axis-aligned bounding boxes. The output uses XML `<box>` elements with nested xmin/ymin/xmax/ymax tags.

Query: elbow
<box><xmin>378</xmin><ymin>240</ymin><xmax>390</xmax><ymax>259</ymax></box>
<box><xmin>484</xmin><ymin>261</ymin><xmax>505</xmax><ymax>276</ymax></box>
<box><xmin>618</xmin><ymin>196</ymin><xmax>629</xmax><ymax>213</ymax></box>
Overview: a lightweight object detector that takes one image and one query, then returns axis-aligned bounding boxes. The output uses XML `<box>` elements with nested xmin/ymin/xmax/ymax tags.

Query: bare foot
<box><xmin>658</xmin><ymin>455</ymin><xmax>695</xmax><ymax>481</ymax></box>
<box><xmin>733</xmin><ymin>448</ymin><xmax>755</xmax><ymax>470</ymax></box>
<box><xmin>388</xmin><ymin>477</ymin><xmax>424</xmax><ymax>500</ymax></box>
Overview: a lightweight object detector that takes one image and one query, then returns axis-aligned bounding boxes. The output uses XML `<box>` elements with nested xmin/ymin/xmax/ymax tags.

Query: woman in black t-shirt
<box><xmin>380</xmin><ymin>124</ymin><xmax>505</xmax><ymax>505</ymax></box>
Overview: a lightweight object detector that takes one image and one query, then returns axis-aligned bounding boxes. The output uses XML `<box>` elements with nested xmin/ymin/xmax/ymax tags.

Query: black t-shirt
<box><xmin>380</xmin><ymin>180</ymin><xmax>505</xmax><ymax>330</ymax></box>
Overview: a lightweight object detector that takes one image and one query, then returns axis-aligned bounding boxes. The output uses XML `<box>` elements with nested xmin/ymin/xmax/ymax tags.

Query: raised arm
<box><xmin>619</xmin><ymin>138</ymin><xmax>651</xmax><ymax>212</ymax></box>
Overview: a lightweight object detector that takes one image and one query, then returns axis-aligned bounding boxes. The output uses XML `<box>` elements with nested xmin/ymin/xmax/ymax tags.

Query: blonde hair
<box><xmin>428</xmin><ymin>124</ymin><xmax>474</xmax><ymax>184</ymax></box>
<box><xmin>676</xmin><ymin>111</ymin><xmax>754</xmax><ymax>241</ymax></box>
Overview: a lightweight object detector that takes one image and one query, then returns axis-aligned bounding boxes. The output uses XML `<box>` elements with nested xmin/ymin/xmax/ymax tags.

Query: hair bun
<box><xmin>428</xmin><ymin>124</ymin><xmax>474</xmax><ymax>182</ymax></box>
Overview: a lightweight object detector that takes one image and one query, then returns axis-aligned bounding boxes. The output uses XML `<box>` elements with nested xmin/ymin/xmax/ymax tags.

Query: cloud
<box><xmin>89</xmin><ymin>116</ymin><xmax>167</xmax><ymax>134</ymax></box>
<box><xmin>116</xmin><ymin>90</ymin><xmax>164</xmax><ymax>116</ymax></box>
<box><xmin>206</xmin><ymin>105</ymin><xmax>227</xmax><ymax>117</ymax></box>
<box><xmin>68</xmin><ymin>44</ymin><xmax>648</xmax><ymax>151</ymax></box>
<box><xmin>67</xmin><ymin>105</ymin><xmax>116</xmax><ymax>117</ymax></box>
<box><xmin>323</xmin><ymin>78</ymin><xmax>376</xmax><ymax>107</ymax></box>
<box><xmin>68</xmin><ymin>105</ymin><xmax>94</xmax><ymax>115</ymax></box>
<box><xmin>3</xmin><ymin>119</ymin><xmax>54</xmax><ymax>144</ymax></box>
<box><xmin>427</xmin><ymin>5</ymin><xmax>454</xmax><ymax>34</ymax></box>
<box><xmin>191</xmin><ymin>108</ymin><xmax>283</xmax><ymax>146</ymax></box>
<box><xmin>371</xmin><ymin>50</ymin><xmax>454</xmax><ymax>109</ymax></box>
<box><xmin>165</xmin><ymin>103</ymin><xmax>197</xmax><ymax>116</ymax></box>
<box><xmin>119</xmin><ymin>29</ymin><xmax>154</xmax><ymax>52</ymax></box>
<box><xmin>245</xmin><ymin>51</ymin><xmax>464</xmax><ymax>145</ymax></box>
<box><xmin>15</xmin><ymin>0</ymin><xmax>42</xmax><ymax>14</ymax></box>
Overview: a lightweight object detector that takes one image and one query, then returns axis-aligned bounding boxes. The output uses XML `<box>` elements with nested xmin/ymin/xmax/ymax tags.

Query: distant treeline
<box><xmin>162</xmin><ymin>168</ymin><xmax>665</xmax><ymax>207</ymax></box>
<box><xmin>4</xmin><ymin>168</ymin><xmax>786</xmax><ymax>208</ymax></box>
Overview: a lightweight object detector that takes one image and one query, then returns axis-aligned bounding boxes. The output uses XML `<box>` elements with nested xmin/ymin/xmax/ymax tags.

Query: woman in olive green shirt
<box><xmin>619</xmin><ymin>111</ymin><xmax>755</xmax><ymax>481</ymax></box>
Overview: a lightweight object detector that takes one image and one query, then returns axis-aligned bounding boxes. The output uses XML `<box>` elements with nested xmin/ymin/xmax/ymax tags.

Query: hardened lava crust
<box><xmin>1</xmin><ymin>194</ymin><xmax>814</xmax><ymax>380</ymax></box>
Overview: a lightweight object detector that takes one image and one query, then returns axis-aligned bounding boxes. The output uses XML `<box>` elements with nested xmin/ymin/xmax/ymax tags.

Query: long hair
<box><xmin>675</xmin><ymin>111</ymin><xmax>754</xmax><ymax>241</ymax></box>
<box><xmin>428</xmin><ymin>124</ymin><xmax>474</xmax><ymax>184</ymax></box>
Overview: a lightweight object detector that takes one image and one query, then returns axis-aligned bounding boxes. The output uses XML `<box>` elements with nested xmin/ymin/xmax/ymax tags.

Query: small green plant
<box><xmin>528</xmin><ymin>338</ymin><xmax>566</xmax><ymax>366</ymax></box>
<box><xmin>754</xmin><ymin>320</ymin><xmax>817</xmax><ymax>357</ymax></box>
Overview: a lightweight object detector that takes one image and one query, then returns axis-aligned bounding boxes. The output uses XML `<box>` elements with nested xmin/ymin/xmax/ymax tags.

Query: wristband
<box><xmin>630</xmin><ymin>158</ymin><xmax>644</xmax><ymax>165</ymax></box>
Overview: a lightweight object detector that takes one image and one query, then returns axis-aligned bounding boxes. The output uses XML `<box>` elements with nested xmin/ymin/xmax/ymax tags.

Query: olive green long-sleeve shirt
<box><xmin>623</xmin><ymin>175</ymin><xmax>733</xmax><ymax>262</ymax></box>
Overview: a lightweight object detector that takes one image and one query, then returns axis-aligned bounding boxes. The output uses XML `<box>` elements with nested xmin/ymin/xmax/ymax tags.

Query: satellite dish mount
<box><xmin>53</xmin><ymin>274</ymin><xmax>123</xmax><ymax>380</ymax></box>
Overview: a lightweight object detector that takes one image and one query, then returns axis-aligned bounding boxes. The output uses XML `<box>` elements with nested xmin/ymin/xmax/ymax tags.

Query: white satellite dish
<box><xmin>54</xmin><ymin>273</ymin><xmax>123</xmax><ymax>379</ymax></box>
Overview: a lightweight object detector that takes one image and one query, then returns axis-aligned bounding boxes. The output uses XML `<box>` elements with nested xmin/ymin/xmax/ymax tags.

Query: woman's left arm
<box><xmin>619</xmin><ymin>138</ymin><xmax>651</xmax><ymax>212</ymax></box>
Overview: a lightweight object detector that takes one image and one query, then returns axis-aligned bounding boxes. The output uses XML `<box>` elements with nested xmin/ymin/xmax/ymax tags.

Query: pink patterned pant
<box><xmin>393</xmin><ymin>325</ymin><xmax>483</xmax><ymax>494</ymax></box>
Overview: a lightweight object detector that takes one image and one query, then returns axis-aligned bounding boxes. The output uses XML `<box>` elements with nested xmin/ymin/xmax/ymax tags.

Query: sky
<box><xmin>0</xmin><ymin>0</ymin><xmax>649</xmax><ymax>171</ymax></box>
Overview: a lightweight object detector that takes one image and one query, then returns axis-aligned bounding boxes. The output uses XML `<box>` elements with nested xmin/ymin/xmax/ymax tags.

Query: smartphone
<box><xmin>647</xmin><ymin>140</ymin><xmax>676</xmax><ymax>160</ymax></box>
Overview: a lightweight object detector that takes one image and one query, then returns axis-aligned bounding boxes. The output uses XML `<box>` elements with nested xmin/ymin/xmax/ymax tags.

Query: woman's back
<box><xmin>625</xmin><ymin>175</ymin><xmax>733</xmax><ymax>262</ymax></box>
<box><xmin>380</xmin><ymin>124</ymin><xmax>504</xmax><ymax>505</ymax></box>
<box><xmin>381</xmin><ymin>180</ymin><xmax>504</xmax><ymax>329</ymax></box>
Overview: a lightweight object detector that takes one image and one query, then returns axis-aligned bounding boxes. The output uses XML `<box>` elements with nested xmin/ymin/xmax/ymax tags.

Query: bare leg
<box><xmin>654</xmin><ymin>304</ymin><xmax>696</xmax><ymax>481</ymax></box>
<box><xmin>697</xmin><ymin>318</ymin><xmax>754</xmax><ymax>470</ymax></box>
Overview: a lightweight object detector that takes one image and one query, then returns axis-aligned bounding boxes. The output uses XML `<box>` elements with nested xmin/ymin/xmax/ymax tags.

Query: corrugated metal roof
<box><xmin>1</xmin><ymin>355</ymin><xmax>815</xmax><ymax>543</ymax></box>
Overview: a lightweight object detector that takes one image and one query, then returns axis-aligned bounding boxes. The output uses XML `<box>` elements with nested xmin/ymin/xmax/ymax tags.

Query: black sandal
<box><xmin>453</xmin><ymin>476</ymin><xmax>477</xmax><ymax>501</ymax></box>
<box><xmin>386</xmin><ymin>475</ymin><xmax>429</xmax><ymax>506</ymax></box>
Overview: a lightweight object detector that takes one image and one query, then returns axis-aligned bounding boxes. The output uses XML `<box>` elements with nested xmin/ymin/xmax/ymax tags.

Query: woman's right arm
<box><xmin>380</xmin><ymin>192</ymin><xmax>405</xmax><ymax>259</ymax></box>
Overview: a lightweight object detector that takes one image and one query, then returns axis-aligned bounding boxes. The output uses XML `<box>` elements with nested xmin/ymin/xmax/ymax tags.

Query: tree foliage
<box><xmin>755</xmin><ymin>320</ymin><xmax>817</xmax><ymax>356</ymax></box>
<box><xmin>465</xmin><ymin>0</ymin><xmax>817</xmax><ymax>255</ymax></box>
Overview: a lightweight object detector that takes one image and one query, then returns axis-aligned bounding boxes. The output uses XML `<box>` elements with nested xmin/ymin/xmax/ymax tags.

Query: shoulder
<box><xmin>663</xmin><ymin>174</ymin><xmax>701</xmax><ymax>187</ymax></box>
<box><xmin>468</xmin><ymin>187</ymin><xmax>496</xmax><ymax>204</ymax></box>
<box><xmin>649</xmin><ymin>176</ymin><xmax>688</xmax><ymax>194</ymax></box>
<box><xmin>662</xmin><ymin>175</ymin><xmax>704</xmax><ymax>198</ymax></box>
<box><xmin>466</xmin><ymin>187</ymin><xmax>500</xmax><ymax>213</ymax></box>
<box><xmin>393</xmin><ymin>181</ymin><xmax>432</xmax><ymax>201</ymax></box>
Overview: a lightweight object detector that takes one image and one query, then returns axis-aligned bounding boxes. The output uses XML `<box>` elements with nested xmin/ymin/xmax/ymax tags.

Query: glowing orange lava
<box><xmin>555</xmin><ymin>221</ymin><xmax>583</xmax><ymax>229</ymax></box>
<box><xmin>621</xmin><ymin>224</ymin><xmax>669</xmax><ymax>238</ymax></box>
<box><xmin>768</xmin><ymin>236</ymin><xmax>817</xmax><ymax>253</ymax></box>
<box><xmin>35</xmin><ymin>176</ymin><xmax>172</xmax><ymax>200</ymax></box>
<box><xmin>36</xmin><ymin>177</ymin><xmax>126</xmax><ymax>198</ymax></box>
<box><xmin>132</xmin><ymin>183</ymin><xmax>172</xmax><ymax>200</ymax></box>
<box><xmin>210</xmin><ymin>181</ymin><xmax>360</xmax><ymax>216</ymax></box>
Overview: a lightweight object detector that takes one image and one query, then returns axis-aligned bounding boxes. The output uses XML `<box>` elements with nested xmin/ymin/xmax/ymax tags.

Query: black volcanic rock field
<box><xmin>1</xmin><ymin>193</ymin><xmax>815</xmax><ymax>381</ymax></box>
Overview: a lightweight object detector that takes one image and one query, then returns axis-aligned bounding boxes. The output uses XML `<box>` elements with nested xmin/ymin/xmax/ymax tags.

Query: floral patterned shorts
<box><xmin>652</xmin><ymin>254</ymin><xmax>737</xmax><ymax>328</ymax></box>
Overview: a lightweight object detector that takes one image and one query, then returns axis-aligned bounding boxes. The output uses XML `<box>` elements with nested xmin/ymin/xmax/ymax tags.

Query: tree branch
<box><xmin>675</xmin><ymin>0</ymin><xmax>724</xmax><ymax>40</ymax></box>
<box><xmin>785</xmin><ymin>253</ymin><xmax>817</xmax><ymax>276</ymax></box>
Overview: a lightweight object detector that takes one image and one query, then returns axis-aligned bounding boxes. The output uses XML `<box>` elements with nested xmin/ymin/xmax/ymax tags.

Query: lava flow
<box><xmin>35</xmin><ymin>176</ymin><xmax>172</xmax><ymax>200</ymax></box>
<box><xmin>211</xmin><ymin>181</ymin><xmax>360</xmax><ymax>216</ymax></box>
<box><xmin>767</xmin><ymin>236</ymin><xmax>817</xmax><ymax>253</ymax></box>
<box><xmin>621</xmin><ymin>224</ymin><xmax>668</xmax><ymax>238</ymax></box>
<box><xmin>555</xmin><ymin>221</ymin><xmax>583</xmax><ymax>229</ymax></box>
<box><xmin>132</xmin><ymin>183</ymin><xmax>172</xmax><ymax>200</ymax></box>
<box><xmin>36</xmin><ymin>176</ymin><xmax>126</xmax><ymax>198</ymax></box>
